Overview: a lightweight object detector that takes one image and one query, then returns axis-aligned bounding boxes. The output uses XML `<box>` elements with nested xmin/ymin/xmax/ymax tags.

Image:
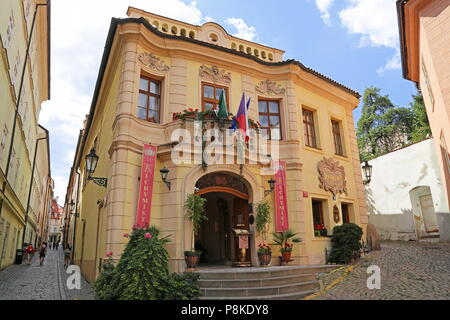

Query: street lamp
<box><xmin>85</xmin><ymin>148</ymin><xmax>107</xmax><ymax>187</ymax></box>
<box><xmin>69</xmin><ymin>200</ymin><xmax>75</xmax><ymax>213</ymax></box>
<box><xmin>362</xmin><ymin>161</ymin><xmax>373</xmax><ymax>185</ymax></box>
<box><xmin>160</xmin><ymin>167</ymin><xmax>171</xmax><ymax>191</ymax></box>
<box><xmin>264</xmin><ymin>178</ymin><xmax>276</xmax><ymax>196</ymax></box>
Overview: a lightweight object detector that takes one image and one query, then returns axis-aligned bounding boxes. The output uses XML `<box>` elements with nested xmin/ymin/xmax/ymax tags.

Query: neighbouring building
<box><xmin>397</xmin><ymin>0</ymin><xmax>450</xmax><ymax>240</ymax></box>
<box><xmin>0</xmin><ymin>0</ymin><xmax>51</xmax><ymax>269</ymax></box>
<box><xmin>48</xmin><ymin>198</ymin><xmax>63</xmax><ymax>245</ymax></box>
<box><xmin>366</xmin><ymin>138</ymin><xmax>449</xmax><ymax>241</ymax></box>
<box><xmin>66</xmin><ymin>7</ymin><xmax>368</xmax><ymax>282</ymax></box>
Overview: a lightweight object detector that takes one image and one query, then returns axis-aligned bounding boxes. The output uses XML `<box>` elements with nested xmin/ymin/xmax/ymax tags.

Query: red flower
<box><xmin>106</xmin><ymin>252</ymin><xmax>113</xmax><ymax>257</ymax></box>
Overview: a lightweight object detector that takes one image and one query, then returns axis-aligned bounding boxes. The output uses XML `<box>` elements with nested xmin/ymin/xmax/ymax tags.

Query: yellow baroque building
<box><xmin>67</xmin><ymin>7</ymin><xmax>368</xmax><ymax>282</ymax></box>
<box><xmin>0</xmin><ymin>0</ymin><xmax>51</xmax><ymax>269</ymax></box>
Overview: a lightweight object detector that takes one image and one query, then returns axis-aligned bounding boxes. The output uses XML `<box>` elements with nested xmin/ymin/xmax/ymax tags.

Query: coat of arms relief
<box><xmin>318</xmin><ymin>157</ymin><xmax>348</xmax><ymax>196</ymax></box>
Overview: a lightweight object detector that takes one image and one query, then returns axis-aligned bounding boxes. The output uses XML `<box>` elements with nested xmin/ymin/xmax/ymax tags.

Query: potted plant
<box><xmin>184</xmin><ymin>193</ymin><xmax>207</xmax><ymax>270</ymax></box>
<box><xmin>255</xmin><ymin>200</ymin><xmax>272</xmax><ymax>266</ymax></box>
<box><xmin>314</xmin><ymin>224</ymin><xmax>328</xmax><ymax>237</ymax></box>
<box><xmin>271</xmin><ymin>230</ymin><xmax>302</xmax><ymax>265</ymax></box>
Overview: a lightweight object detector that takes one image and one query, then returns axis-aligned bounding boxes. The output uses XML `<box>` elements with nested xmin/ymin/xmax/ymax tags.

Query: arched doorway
<box><xmin>409</xmin><ymin>186</ymin><xmax>440</xmax><ymax>239</ymax></box>
<box><xmin>194</xmin><ymin>172</ymin><xmax>251</xmax><ymax>266</ymax></box>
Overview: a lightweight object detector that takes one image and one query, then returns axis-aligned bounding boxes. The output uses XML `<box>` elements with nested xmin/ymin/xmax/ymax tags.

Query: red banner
<box><xmin>274</xmin><ymin>161</ymin><xmax>289</xmax><ymax>232</ymax></box>
<box><xmin>136</xmin><ymin>144</ymin><xmax>157</xmax><ymax>229</ymax></box>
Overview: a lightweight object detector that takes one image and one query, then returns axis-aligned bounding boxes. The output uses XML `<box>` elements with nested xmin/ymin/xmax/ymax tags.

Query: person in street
<box><xmin>64</xmin><ymin>246</ymin><xmax>72</xmax><ymax>268</ymax></box>
<box><xmin>39</xmin><ymin>242</ymin><xmax>47</xmax><ymax>266</ymax></box>
<box><xmin>25</xmin><ymin>243</ymin><xmax>35</xmax><ymax>265</ymax></box>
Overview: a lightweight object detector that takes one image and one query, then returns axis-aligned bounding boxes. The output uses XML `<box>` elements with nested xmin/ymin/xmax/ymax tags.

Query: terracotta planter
<box><xmin>281</xmin><ymin>251</ymin><xmax>292</xmax><ymax>263</ymax></box>
<box><xmin>258</xmin><ymin>253</ymin><xmax>272</xmax><ymax>266</ymax></box>
<box><xmin>185</xmin><ymin>254</ymin><xmax>200</xmax><ymax>270</ymax></box>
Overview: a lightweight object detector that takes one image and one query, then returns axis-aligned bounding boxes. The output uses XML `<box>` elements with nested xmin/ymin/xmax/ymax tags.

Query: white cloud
<box><xmin>40</xmin><ymin>0</ymin><xmax>209</xmax><ymax>201</ymax></box>
<box><xmin>225</xmin><ymin>18</ymin><xmax>257</xmax><ymax>41</ymax></box>
<box><xmin>338</xmin><ymin>0</ymin><xmax>400</xmax><ymax>74</ymax></box>
<box><xmin>377</xmin><ymin>49</ymin><xmax>401</xmax><ymax>75</ymax></box>
<box><xmin>315</xmin><ymin>0</ymin><xmax>334</xmax><ymax>25</ymax></box>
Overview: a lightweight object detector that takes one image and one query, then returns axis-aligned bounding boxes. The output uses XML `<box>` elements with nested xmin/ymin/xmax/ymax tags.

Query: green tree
<box><xmin>410</xmin><ymin>91</ymin><xmax>431</xmax><ymax>142</ymax></box>
<box><xmin>357</xmin><ymin>87</ymin><xmax>414</xmax><ymax>161</ymax></box>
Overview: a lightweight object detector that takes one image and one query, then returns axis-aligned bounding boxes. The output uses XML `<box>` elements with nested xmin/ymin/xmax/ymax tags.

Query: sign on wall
<box><xmin>274</xmin><ymin>161</ymin><xmax>289</xmax><ymax>232</ymax></box>
<box><xmin>136</xmin><ymin>144</ymin><xmax>157</xmax><ymax>229</ymax></box>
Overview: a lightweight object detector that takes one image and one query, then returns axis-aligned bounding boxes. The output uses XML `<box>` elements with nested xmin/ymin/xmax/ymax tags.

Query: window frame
<box><xmin>331</xmin><ymin>119</ymin><xmax>344</xmax><ymax>156</ymax></box>
<box><xmin>201</xmin><ymin>82</ymin><xmax>229</xmax><ymax>112</ymax></box>
<box><xmin>258</xmin><ymin>99</ymin><xmax>282</xmax><ymax>141</ymax></box>
<box><xmin>312</xmin><ymin>199</ymin><xmax>325</xmax><ymax>226</ymax></box>
<box><xmin>138</xmin><ymin>75</ymin><xmax>162</xmax><ymax>123</ymax></box>
<box><xmin>303</xmin><ymin>108</ymin><xmax>318</xmax><ymax>148</ymax></box>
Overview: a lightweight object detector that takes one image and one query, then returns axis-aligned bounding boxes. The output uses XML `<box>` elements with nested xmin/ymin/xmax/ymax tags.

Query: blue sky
<box><xmin>40</xmin><ymin>0</ymin><xmax>417</xmax><ymax>202</ymax></box>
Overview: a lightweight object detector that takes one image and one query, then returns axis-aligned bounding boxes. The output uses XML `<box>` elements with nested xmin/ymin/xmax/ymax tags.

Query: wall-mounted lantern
<box><xmin>362</xmin><ymin>161</ymin><xmax>373</xmax><ymax>185</ymax></box>
<box><xmin>85</xmin><ymin>148</ymin><xmax>107</xmax><ymax>187</ymax></box>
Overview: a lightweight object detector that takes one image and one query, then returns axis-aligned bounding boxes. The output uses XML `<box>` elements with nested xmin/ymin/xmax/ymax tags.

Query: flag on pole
<box><xmin>235</xmin><ymin>93</ymin><xmax>250</xmax><ymax>142</ymax></box>
<box><xmin>217</xmin><ymin>90</ymin><xmax>228</xmax><ymax>119</ymax></box>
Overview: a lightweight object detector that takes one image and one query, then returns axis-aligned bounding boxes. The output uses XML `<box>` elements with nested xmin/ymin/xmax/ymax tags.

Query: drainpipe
<box><xmin>71</xmin><ymin>170</ymin><xmax>81</xmax><ymax>264</ymax></box>
<box><xmin>0</xmin><ymin>1</ymin><xmax>50</xmax><ymax>220</ymax></box>
<box><xmin>21</xmin><ymin>132</ymin><xmax>49</xmax><ymax>247</ymax></box>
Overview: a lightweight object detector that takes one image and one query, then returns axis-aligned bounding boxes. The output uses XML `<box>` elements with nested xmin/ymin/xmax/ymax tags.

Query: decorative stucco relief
<box><xmin>255</xmin><ymin>80</ymin><xmax>286</xmax><ymax>95</ymax></box>
<box><xmin>318</xmin><ymin>157</ymin><xmax>348</xmax><ymax>196</ymax></box>
<box><xmin>138</xmin><ymin>52</ymin><xmax>170</xmax><ymax>72</ymax></box>
<box><xmin>199</xmin><ymin>65</ymin><xmax>231</xmax><ymax>84</ymax></box>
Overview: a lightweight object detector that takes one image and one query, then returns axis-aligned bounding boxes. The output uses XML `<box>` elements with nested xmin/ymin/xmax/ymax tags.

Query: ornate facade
<box><xmin>65</xmin><ymin>6</ymin><xmax>368</xmax><ymax>282</ymax></box>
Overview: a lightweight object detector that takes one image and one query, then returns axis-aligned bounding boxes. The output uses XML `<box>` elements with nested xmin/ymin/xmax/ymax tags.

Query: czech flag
<box><xmin>234</xmin><ymin>93</ymin><xmax>251</xmax><ymax>142</ymax></box>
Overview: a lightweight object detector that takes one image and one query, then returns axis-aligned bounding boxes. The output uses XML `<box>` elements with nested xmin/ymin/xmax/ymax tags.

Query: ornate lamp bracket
<box><xmin>88</xmin><ymin>176</ymin><xmax>108</xmax><ymax>188</ymax></box>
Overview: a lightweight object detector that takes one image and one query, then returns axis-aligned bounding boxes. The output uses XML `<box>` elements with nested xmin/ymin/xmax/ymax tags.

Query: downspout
<box><xmin>71</xmin><ymin>170</ymin><xmax>81</xmax><ymax>264</ymax></box>
<box><xmin>22</xmin><ymin>130</ymin><xmax>49</xmax><ymax>246</ymax></box>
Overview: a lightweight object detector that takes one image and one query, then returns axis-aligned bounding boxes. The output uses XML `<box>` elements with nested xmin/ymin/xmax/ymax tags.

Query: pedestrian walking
<box><xmin>64</xmin><ymin>246</ymin><xmax>72</xmax><ymax>268</ymax></box>
<box><xmin>25</xmin><ymin>243</ymin><xmax>35</xmax><ymax>265</ymax></box>
<box><xmin>39</xmin><ymin>242</ymin><xmax>47</xmax><ymax>266</ymax></box>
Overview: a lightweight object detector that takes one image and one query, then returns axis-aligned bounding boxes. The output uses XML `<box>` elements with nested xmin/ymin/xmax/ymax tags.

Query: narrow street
<box><xmin>0</xmin><ymin>248</ymin><xmax>95</xmax><ymax>300</ymax></box>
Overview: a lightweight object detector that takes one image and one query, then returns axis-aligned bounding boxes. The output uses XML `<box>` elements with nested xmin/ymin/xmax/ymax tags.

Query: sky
<box><xmin>39</xmin><ymin>0</ymin><xmax>417</xmax><ymax>203</ymax></box>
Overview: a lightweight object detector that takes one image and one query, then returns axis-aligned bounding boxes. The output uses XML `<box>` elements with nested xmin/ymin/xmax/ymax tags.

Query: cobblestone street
<box><xmin>0</xmin><ymin>248</ymin><xmax>95</xmax><ymax>300</ymax></box>
<box><xmin>313</xmin><ymin>240</ymin><xmax>450</xmax><ymax>300</ymax></box>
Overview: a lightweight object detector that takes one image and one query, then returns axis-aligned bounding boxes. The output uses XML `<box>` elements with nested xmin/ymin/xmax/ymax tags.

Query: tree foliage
<box><xmin>357</xmin><ymin>87</ymin><xmax>430</xmax><ymax>161</ymax></box>
<box><xmin>410</xmin><ymin>92</ymin><xmax>431</xmax><ymax>142</ymax></box>
<box><xmin>93</xmin><ymin>226</ymin><xmax>201</xmax><ymax>300</ymax></box>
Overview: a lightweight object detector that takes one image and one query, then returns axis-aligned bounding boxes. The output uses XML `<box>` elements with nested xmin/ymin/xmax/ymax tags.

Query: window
<box><xmin>312</xmin><ymin>200</ymin><xmax>324</xmax><ymax>226</ymax></box>
<box><xmin>303</xmin><ymin>108</ymin><xmax>317</xmax><ymax>148</ymax></box>
<box><xmin>422</xmin><ymin>61</ymin><xmax>435</xmax><ymax>111</ymax></box>
<box><xmin>258</xmin><ymin>100</ymin><xmax>282</xmax><ymax>140</ymax></box>
<box><xmin>332</xmin><ymin>120</ymin><xmax>344</xmax><ymax>156</ymax></box>
<box><xmin>342</xmin><ymin>203</ymin><xmax>350</xmax><ymax>224</ymax></box>
<box><xmin>138</xmin><ymin>76</ymin><xmax>161</xmax><ymax>123</ymax></box>
<box><xmin>312</xmin><ymin>199</ymin><xmax>327</xmax><ymax>237</ymax></box>
<box><xmin>202</xmin><ymin>83</ymin><xmax>228</xmax><ymax>112</ymax></box>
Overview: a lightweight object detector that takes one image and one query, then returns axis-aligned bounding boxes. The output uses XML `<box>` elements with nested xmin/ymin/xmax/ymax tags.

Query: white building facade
<box><xmin>366</xmin><ymin>138</ymin><xmax>449</xmax><ymax>241</ymax></box>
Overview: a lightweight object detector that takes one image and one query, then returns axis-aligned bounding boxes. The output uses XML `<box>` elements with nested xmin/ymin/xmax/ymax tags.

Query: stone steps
<box><xmin>195</xmin><ymin>265</ymin><xmax>337</xmax><ymax>300</ymax></box>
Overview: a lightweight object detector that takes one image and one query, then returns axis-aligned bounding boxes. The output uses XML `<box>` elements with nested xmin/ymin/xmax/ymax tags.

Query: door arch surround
<box><xmin>182</xmin><ymin>165</ymin><xmax>262</xmax><ymax>267</ymax></box>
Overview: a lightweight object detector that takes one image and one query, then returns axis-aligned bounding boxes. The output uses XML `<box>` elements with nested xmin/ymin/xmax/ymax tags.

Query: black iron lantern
<box><xmin>85</xmin><ymin>148</ymin><xmax>99</xmax><ymax>175</ymax></box>
<box><xmin>160</xmin><ymin>167</ymin><xmax>171</xmax><ymax>190</ymax></box>
<box><xmin>265</xmin><ymin>178</ymin><xmax>276</xmax><ymax>196</ymax></box>
<box><xmin>69</xmin><ymin>200</ymin><xmax>75</xmax><ymax>213</ymax></box>
<box><xmin>362</xmin><ymin>161</ymin><xmax>373</xmax><ymax>184</ymax></box>
<box><xmin>85</xmin><ymin>147</ymin><xmax>107</xmax><ymax>187</ymax></box>
<box><xmin>268</xmin><ymin>178</ymin><xmax>276</xmax><ymax>191</ymax></box>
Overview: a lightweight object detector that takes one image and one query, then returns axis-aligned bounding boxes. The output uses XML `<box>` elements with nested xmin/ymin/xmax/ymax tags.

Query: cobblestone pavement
<box><xmin>0</xmin><ymin>247</ymin><xmax>96</xmax><ymax>300</ymax></box>
<box><xmin>314</xmin><ymin>240</ymin><xmax>450</xmax><ymax>300</ymax></box>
